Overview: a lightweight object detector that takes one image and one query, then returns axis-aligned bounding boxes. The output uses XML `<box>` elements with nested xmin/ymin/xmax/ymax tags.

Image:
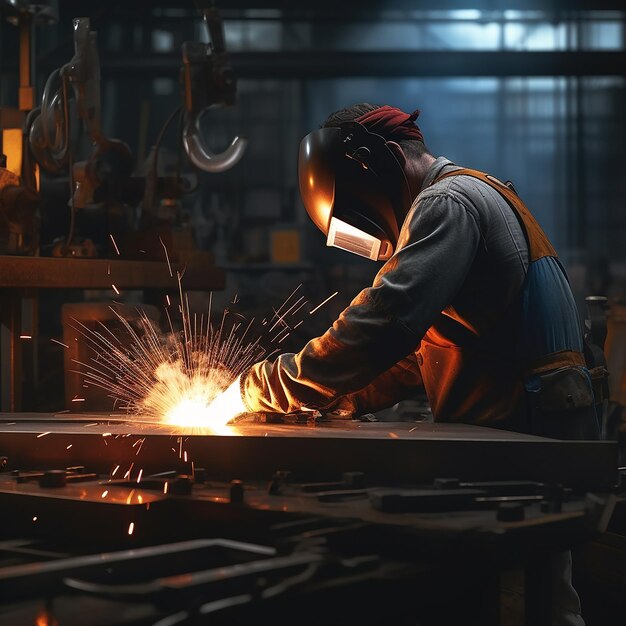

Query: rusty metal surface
<box><xmin>0</xmin><ymin>413</ymin><xmax>618</xmax><ymax>490</ymax></box>
<box><xmin>0</xmin><ymin>412</ymin><xmax>553</xmax><ymax>439</ymax></box>
<box><xmin>0</xmin><ymin>256</ymin><xmax>225</xmax><ymax>289</ymax></box>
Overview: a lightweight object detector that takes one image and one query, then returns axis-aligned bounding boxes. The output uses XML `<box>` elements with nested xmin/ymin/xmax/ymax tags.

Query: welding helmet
<box><xmin>298</xmin><ymin>122</ymin><xmax>412</xmax><ymax>261</ymax></box>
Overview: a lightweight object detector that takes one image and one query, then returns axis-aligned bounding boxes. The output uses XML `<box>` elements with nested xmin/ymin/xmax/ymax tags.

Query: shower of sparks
<box><xmin>69</xmin><ymin>274</ymin><xmax>316</xmax><ymax>432</ymax></box>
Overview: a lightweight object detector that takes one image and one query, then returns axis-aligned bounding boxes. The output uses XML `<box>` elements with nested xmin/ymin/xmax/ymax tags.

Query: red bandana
<box><xmin>355</xmin><ymin>105</ymin><xmax>424</xmax><ymax>142</ymax></box>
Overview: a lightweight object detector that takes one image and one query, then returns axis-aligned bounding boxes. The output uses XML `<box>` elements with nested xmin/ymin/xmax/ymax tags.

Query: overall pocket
<box><xmin>525</xmin><ymin>366</ymin><xmax>599</xmax><ymax>440</ymax></box>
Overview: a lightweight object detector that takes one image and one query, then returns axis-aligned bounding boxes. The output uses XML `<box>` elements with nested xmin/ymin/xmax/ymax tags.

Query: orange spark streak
<box><xmin>309</xmin><ymin>291</ymin><xmax>338</xmax><ymax>315</ymax></box>
<box><xmin>109</xmin><ymin>234</ymin><xmax>121</xmax><ymax>255</ymax></box>
<box><xmin>160</xmin><ymin>237</ymin><xmax>173</xmax><ymax>277</ymax></box>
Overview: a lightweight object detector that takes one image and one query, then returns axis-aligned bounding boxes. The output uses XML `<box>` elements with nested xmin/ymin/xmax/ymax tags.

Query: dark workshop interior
<box><xmin>0</xmin><ymin>1</ymin><xmax>625</xmax><ymax>625</ymax></box>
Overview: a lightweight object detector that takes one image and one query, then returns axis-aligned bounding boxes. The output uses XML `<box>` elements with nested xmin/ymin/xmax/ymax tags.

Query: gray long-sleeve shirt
<box><xmin>242</xmin><ymin>157</ymin><xmax>535</xmax><ymax>430</ymax></box>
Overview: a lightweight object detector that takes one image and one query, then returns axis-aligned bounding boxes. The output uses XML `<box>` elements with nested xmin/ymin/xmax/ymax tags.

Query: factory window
<box><xmin>215</xmin><ymin>10</ymin><xmax>624</xmax><ymax>52</ymax></box>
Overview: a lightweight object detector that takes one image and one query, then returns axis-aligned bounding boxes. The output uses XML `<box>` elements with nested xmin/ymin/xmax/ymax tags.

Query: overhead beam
<box><xmin>53</xmin><ymin>0</ymin><xmax>626</xmax><ymax>14</ymax></box>
<box><xmin>4</xmin><ymin>49</ymin><xmax>624</xmax><ymax>81</ymax></box>
<box><xmin>85</xmin><ymin>51</ymin><xmax>626</xmax><ymax>78</ymax></box>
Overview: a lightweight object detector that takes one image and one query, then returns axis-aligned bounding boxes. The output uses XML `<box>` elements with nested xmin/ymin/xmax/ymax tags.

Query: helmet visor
<box><xmin>298</xmin><ymin>124</ymin><xmax>408</xmax><ymax>261</ymax></box>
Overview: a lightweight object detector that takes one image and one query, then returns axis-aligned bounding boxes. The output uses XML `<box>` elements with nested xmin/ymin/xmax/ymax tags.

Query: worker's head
<box><xmin>298</xmin><ymin>103</ymin><xmax>430</xmax><ymax>261</ymax></box>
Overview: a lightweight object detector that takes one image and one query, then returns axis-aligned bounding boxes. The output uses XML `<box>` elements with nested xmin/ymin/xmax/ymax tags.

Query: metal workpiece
<box><xmin>0</xmin><ymin>412</ymin><xmax>619</xmax><ymax>626</ymax></box>
<box><xmin>0</xmin><ymin>413</ymin><xmax>618</xmax><ymax>491</ymax></box>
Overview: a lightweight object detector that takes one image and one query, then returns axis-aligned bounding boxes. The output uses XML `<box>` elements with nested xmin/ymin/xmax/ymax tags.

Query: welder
<box><xmin>228</xmin><ymin>103</ymin><xmax>600</xmax><ymax>625</ymax></box>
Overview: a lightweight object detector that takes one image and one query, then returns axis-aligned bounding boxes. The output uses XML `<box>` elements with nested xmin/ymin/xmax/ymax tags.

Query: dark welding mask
<box><xmin>298</xmin><ymin>122</ymin><xmax>412</xmax><ymax>261</ymax></box>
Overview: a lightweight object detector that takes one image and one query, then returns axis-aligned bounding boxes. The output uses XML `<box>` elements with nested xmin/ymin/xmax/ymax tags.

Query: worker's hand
<box><xmin>207</xmin><ymin>375</ymin><xmax>247</xmax><ymax>424</ymax></box>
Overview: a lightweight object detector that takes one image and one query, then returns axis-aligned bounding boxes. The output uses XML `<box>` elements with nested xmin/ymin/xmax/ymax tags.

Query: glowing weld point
<box><xmin>128</xmin><ymin>522</ymin><xmax>135</xmax><ymax>535</ymax></box>
<box><xmin>101</xmin><ymin>490</ymin><xmax>108</xmax><ymax>498</ymax></box>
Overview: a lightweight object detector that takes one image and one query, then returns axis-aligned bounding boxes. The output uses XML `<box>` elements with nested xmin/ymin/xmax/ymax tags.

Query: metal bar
<box><xmin>70</xmin><ymin>51</ymin><xmax>626</xmax><ymax>78</ymax></box>
<box><xmin>0</xmin><ymin>420</ymin><xmax>618</xmax><ymax>491</ymax></box>
<box><xmin>51</xmin><ymin>1</ymin><xmax>626</xmax><ymax>13</ymax></box>
<box><xmin>0</xmin><ymin>256</ymin><xmax>225</xmax><ymax>290</ymax></box>
<box><xmin>0</xmin><ymin>290</ymin><xmax>21</xmax><ymax>412</ymax></box>
<box><xmin>17</xmin><ymin>12</ymin><xmax>33</xmax><ymax>111</ymax></box>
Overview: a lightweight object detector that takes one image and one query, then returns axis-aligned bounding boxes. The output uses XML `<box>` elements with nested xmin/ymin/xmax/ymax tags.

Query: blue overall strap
<box><xmin>520</xmin><ymin>256</ymin><xmax>584</xmax><ymax>368</ymax></box>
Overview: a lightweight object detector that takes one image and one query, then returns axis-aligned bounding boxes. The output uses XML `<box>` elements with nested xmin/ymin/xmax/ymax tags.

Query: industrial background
<box><xmin>0</xmin><ymin>0</ymin><xmax>625</xmax><ymax>412</ymax></box>
<box><xmin>0</xmin><ymin>1</ymin><xmax>625</xmax><ymax>625</ymax></box>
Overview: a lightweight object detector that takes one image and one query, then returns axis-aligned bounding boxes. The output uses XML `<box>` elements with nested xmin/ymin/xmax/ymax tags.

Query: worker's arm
<box><xmin>323</xmin><ymin>353</ymin><xmax>424</xmax><ymax>417</ymax></box>
<box><xmin>241</xmin><ymin>192</ymin><xmax>481</xmax><ymax>413</ymax></box>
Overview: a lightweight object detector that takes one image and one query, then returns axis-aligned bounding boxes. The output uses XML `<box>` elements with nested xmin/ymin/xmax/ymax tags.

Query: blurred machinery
<box><xmin>0</xmin><ymin>2</ymin><xmax>241</xmax><ymax>412</ymax></box>
<box><xmin>0</xmin><ymin>0</ymin><xmax>55</xmax><ymax>255</ymax></box>
<box><xmin>1</xmin><ymin>1</ymin><xmax>246</xmax><ymax>261</ymax></box>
